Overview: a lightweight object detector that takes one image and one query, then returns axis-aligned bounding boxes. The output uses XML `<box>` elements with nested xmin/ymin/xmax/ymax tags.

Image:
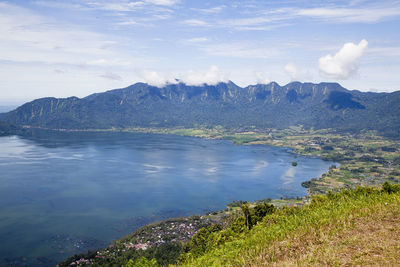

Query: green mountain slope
<box><xmin>2</xmin><ymin>81</ymin><xmax>400</xmax><ymax>136</ymax></box>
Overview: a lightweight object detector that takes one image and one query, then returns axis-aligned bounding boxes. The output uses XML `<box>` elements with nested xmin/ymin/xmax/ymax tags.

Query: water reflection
<box><xmin>0</xmin><ymin>130</ymin><xmax>334</xmax><ymax>266</ymax></box>
<box><xmin>281</xmin><ymin>166</ymin><xmax>296</xmax><ymax>185</ymax></box>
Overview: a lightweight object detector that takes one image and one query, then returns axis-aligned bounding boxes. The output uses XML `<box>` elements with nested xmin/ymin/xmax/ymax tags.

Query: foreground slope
<box><xmin>59</xmin><ymin>184</ymin><xmax>400</xmax><ymax>266</ymax></box>
<box><xmin>2</xmin><ymin>82</ymin><xmax>400</xmax><ymax>136</ymax></box>
<box><xmin>180</xmin><ymin>184</ymin><xmax>400</xmax><ymax>266</ymax></box>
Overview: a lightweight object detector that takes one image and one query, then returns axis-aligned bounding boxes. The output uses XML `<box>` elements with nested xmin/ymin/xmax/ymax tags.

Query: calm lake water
<box><xmin>0</xmin><ymin>131</ymin><xmax>333</xmax><ymax>266</ymax></box>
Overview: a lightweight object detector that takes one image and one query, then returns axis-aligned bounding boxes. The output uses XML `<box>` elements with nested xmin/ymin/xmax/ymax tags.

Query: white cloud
<box><xmin>223</xmin><ymin>17</ymin><xmax>272</xmax><ymax>27</ymax></box>
<box><xmin>136</xmin><ymin>66</ymin><xmax>228</xmax><ymax>87</ymax></box>
<box><xmin>100</xmin><ymin>72</ymin><xmax>123</xmax><ymax>81</ymax></box>
<box><xmin>182</xmin><ymin>19</ymin><xmax>209</xmax><ymax>26</ymax></box>
<box><xmin>318</xmin><ymin>39</ymin><xmax>368</xmax><ymax>79</ymax></box>
<box><xmin>191</xmin><ymin>5</ymin><xmax>226</xmax><ymax>14</ymax></box>
<box><xmin>284</xmin><ymin>63</ymin><xmax>298</xmax><ymax>81</ymax></box>
<box><xmin>144</xmin><ymin>0</ymin><xmax>179</xmax><ymax>6</ymax></box>
<box><xmin>284</xmin><ymin>63</ymin><xmax>314</xmax><ymax>82</ymax></box>
<box><xmin>181</xmin><ymin>65</ymin><xmax>228</xmax><ymax>86</ymax></box>
<box><xmin>136</xmin><ymin>69</ymin><xmax>177</xmax><ymax>87</ymax></box>
<box><xmin>34</xmin><ymin>1</ymin><xmax>84</xmax><ymax>9</ymax></box>
<box><xmin>186</xmin><ymin>37</ymin><xmax>208</xmax><ymax>43</ymax></box>
<box><xmin>88</xmin><ymin>1</ymin><xmax>144</xmax><ymax>11</ymax></box>
<box><xmin>296</xmin><ymin>7</ymin><xmax>400</xmax><ymax>23</ymax></box>
<box><xmin>116</xmin><ymin>19</ymin><xmax>138</xmax><ymax>25</ymax></box>
<box><xmin>214</xmin><ymin>3</ymin><xmax>400</xmax><ymax>31</ymax></box>
<box><xmin>0</xmin><ymin>3</ymin><xmax>124</xmax><ymax>65</ymax></box>
<box><xmin>255</xmin><ymin>72</ymin><xmax>270</xmax><ymax>84</ymax></box>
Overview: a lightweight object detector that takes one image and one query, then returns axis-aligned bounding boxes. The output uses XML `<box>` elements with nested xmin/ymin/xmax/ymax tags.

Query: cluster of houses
<box><xmin>122</xmin><ymin>217</ymin><xmax>209</xmax><ymax>251</ymax></box>
<box><xmin>68</xmin><ymin>258</ymin><xmax>91</xmax><ymax>265</ymax></box>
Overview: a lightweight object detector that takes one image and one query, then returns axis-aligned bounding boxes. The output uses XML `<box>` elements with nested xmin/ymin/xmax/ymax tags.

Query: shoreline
<box><xmin>16</xmin><ymin>126</ymin><xmax>400</xmax><ymax>265</ymax></box>
<box><xmin>21</xmin><ymin>126</ymin><xmax>360</xmax><ymax>193</ymax></box>
<box><xmin>20</xmin><ymin>125</ymin><xmax>400</xmax><ymax>195</ymax></box>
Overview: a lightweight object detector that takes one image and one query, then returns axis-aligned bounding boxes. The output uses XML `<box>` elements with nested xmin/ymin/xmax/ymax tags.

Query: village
<box><xmin>62</xmin><ymin>214</ymin><xmax>221</xmax><ymax>266</ymax></box>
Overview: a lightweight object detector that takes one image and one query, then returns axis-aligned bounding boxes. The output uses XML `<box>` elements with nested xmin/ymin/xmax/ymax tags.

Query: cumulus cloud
<box><xmin>255</xmin><ymin>72</ymin><xmax>270</xmax><ymax>84</ymax></box>
<box><xmin>318</xmin><ymin>39</ymin><xmax>368</xmax><ymax>79</ymax></box>
<box><xmin>284</xmin><ymin>63</ymin><xmax>298</xmax><ymax>81</ymax></box>
<box><xmin>136</xmin><ymin>66</ymin><xmax>228</xmax><ymax>87</ymax></box>
<box><xmin>181</xmin><ymin>65</ymin><xmax>228</xmax><ymax>86</ymax></box>
<box><xmin>284</xmin><ymin>63</ymin><xmax>314</xmax><ymax>81</ymax></box>
<box><xmin>136</xmin><ymin>69</ymin><xmax>177</xmax><ymax>87</ymax></box>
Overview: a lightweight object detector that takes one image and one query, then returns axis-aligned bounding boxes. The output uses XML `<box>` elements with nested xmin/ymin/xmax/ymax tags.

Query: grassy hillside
<box><xmin>179</xmin><ymin>183</ymin><xmax>400</xmax><ymax>266</ymax></box>
<box><xmin>59</xmin><ymin>184</ymin><xmax>400</xmax><ymax>267</ymax></box>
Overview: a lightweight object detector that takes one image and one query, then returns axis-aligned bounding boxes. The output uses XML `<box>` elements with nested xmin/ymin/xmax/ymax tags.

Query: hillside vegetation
<box><xmin>62</xmin><ymin>183</ymin><xmax>400</xmax><ymax>266</ymax></box>
<box><xmin>178</xmin><ymin>183</ymin><xmax>400</xmax><ymax>266</ymax></box>
<box><xmin>3</xmin><ymin>81</ymin><xmax>400</xmax><ymax>137</ymax></box>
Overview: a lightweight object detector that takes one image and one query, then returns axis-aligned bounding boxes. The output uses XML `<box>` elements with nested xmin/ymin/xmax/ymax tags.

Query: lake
<box><xmin>0</xmin><ymin>130</ymin><xmax>333</xmax><ymax>266</ymax></box>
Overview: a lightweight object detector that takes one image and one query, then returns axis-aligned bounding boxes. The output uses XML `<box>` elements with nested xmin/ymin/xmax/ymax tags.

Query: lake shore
<box><xmin>21</xmin><ymin>126</ymin><xmax>399</xmax><ymax>266</ymax></box>
<box><xmin>25</xmin><ymin>125</ymin><xmax>400</xmax><ymax>195</ymax></box>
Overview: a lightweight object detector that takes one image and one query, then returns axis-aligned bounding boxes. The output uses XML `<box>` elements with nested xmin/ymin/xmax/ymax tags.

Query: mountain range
<box><xmin>1</xmin><ymin>81</ymin><xmax>399</xmax><ymax>137</ymax></box>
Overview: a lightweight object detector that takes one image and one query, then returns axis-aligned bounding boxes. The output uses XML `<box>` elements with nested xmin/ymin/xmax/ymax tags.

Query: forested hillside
<box><xmin>2</xmin><ymin>82</ymin><xmax>400</xmax><ymax>137</ymax></box>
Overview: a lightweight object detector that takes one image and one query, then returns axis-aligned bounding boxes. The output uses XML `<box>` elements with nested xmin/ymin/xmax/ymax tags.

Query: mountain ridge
<box><xmin>2</xmin><ymin>81</ymin><xmax>400</xmax><ymax>137</ymax></box>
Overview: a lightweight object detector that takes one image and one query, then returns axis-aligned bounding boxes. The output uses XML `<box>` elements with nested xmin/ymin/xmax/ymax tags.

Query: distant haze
<box><xmin>0</xmin><ymin>105</ymin><xmax>19</xmax><ymax>113</ymax></box>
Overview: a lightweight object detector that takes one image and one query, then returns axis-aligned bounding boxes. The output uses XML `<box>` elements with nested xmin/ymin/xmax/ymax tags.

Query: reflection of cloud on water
<box><xmin>252</xmin><ymin>160</ymin><xmax>269</xmax><ymax>175</ymax></box>
<box><xmin>142</xmin><ymin>163</ymin><xmax>173</xmax><ymax>174</ymax></box>
<box><xmin>181</xmin><ymin>152</ymin><xmax>222</xmax><ymax>182</ymax></box>
<box><xmin>206</xmin><ymin>166</ymin><xmax>218</xmax><ymax>174</ymax></box>
<box><xmin>181</xmin><ymin>164</ymin><xmax>220</xmax><ymax>183</ymax></box>
<box><xmin>0</xmin><ymin>137</ymin><xmax>86</xmax><ymax>164</ymax></box>
<box><xmin>205</xmin><ymin>169</ymin><xmax>218</xmax><ymax>174</ymax></box>
<box><xmin>281</xmin><ymin>166</ymin><xmax>296</xmax><ymax>185</ymax></box>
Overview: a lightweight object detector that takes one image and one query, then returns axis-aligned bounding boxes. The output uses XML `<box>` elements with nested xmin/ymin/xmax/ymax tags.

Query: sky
<box><xmin>1</xmin><ymin>0</ymin><xmax>400</xmax><ymax>103</ymax></box>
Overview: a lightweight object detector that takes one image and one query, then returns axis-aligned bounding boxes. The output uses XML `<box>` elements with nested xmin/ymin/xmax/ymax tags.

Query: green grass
<box><xmin>179</xmin><ymin>185</ymin><xmax>400</xmax><ymax>266</ymax></box>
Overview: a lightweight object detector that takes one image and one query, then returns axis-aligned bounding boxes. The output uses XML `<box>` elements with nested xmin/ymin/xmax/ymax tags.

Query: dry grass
<box><xmin>249</xmin><ymin>201</ymin><xmax>400</xmax><ymax>266</ymax></box>
<box><xmin>181</xmin><ymin>188</ymin><xmax>400</xmax><ymax>267</ymax></box>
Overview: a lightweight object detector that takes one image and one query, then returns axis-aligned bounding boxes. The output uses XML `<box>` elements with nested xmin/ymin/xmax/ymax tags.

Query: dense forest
<box><xmin>1</xmin><ymin>81</ymin><xmax>400</xmax><ymax>137</ymax></box>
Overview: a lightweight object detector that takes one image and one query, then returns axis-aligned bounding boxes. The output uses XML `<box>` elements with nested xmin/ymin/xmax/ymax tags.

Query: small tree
<box><xmin>241</xmin><ymin>203</ymin><xmax>252</xmax><ymax>230</ymax></box>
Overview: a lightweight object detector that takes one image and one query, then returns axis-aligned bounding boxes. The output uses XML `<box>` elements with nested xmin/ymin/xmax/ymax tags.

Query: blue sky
<box><xmin>1</xmin><ymin>0</ymin><xmax>400</xmax><ymax>103</ymax></box>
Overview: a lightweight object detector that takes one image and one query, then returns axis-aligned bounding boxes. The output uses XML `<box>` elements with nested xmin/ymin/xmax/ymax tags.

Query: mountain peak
<box><xmin>2</xmin><ymin>81</ymin><xmax>399</xmax><ymax>137</ymax></box>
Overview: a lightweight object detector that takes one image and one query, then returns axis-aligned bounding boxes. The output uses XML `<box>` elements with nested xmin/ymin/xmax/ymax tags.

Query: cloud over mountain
<box><xmin>181</xmin><ymin>66</ymin><xmax>228</xmax><ymax>86</ymax></box>
<box><xmin>136</xmin><ymin>69</ymin><xmax>177</xmax><ymax>87</ymax></box>
<box><xmin>284</xmin><ymin>63</ymin><xmax>298</xmax><ymax>81</ymax></box>
<box><xmin>318</xmin><ymin>39</ymin><xmax>368</xmax><ymax>79</ymax></box>
<box><xmin>136</xmin><ymin>66</ymin><xmax>228</xmax><ymax>87</ymax></box>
